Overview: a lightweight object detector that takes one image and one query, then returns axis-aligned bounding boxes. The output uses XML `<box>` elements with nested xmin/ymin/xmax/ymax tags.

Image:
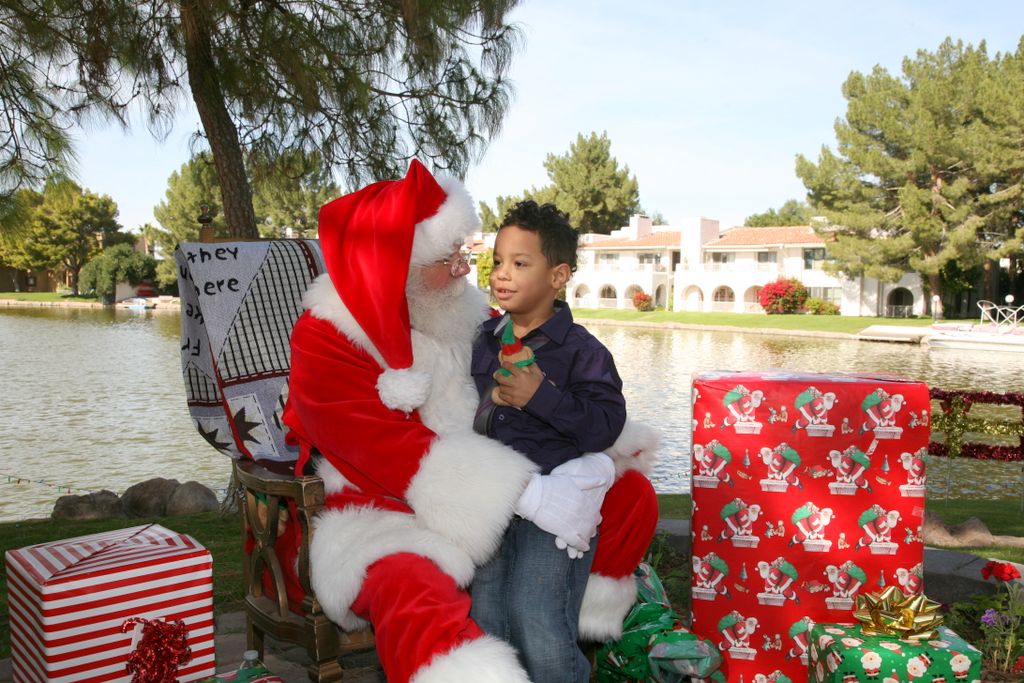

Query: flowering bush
<box><xmin>984</xmin><ymin>561</ymin><xmax>1023</xmax><ymax>583</ymax></box>
<box><xmin>632</xmin><ymin>290</ymin><xmax>654</xmax><ymax>312</ymax></box>
<box><xmin>757</xmin><ymin>278</ymin><xmax>807</xmax><ymax>314</ymax></box>
<box><xmin>978</xmin><ymin>560</ymin><xmax>1024</xmax><ymax>673</ymax></box>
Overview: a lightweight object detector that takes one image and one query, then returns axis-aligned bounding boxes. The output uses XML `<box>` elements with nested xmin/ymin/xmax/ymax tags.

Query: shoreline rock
<box><xmin>51</xmin><ymin>477</ymin><xmax>218</xmax><ymax>521</ymax></box>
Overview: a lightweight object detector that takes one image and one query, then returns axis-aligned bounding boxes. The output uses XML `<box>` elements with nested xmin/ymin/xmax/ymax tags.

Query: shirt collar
<box><xmin>492</xmin><ymin>301</ymin><xmax>572</xmax><ymax>345</ymax></box>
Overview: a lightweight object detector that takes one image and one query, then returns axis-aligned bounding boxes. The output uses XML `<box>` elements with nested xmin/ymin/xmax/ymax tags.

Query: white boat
<box><xmin>926</xmin><ymin>300</ymin><xmax>1024</xmax><ymax>352</ymax></box>
<box><xmin>117</xmin><ymin>297</ymin><xmax>156</xmax><ymax>310</ymax></box>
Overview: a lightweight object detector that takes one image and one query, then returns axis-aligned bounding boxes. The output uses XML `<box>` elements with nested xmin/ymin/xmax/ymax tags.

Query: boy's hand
<box><xmin>493</xmin><ymin>359</ymin><xmax>544</xmax><ymax>408</ymax></box>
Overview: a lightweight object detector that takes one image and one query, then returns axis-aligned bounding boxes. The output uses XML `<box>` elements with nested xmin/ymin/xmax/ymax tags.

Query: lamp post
<box><xmin>931</xmin><ymin>294</ymin><xmax>940</xmax><ymax>323</ymax></box>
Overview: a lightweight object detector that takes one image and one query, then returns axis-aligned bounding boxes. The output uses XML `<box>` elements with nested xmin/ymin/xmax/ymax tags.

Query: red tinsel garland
<box><xmin>121</xmin><ymin>617</ymin><xmax>192</xmax><ymax>683</ymax></box>
<box><xmin>928</xmin><ymin>387</ymin><xmax>1024</xmax><ymax>461</ymax></box>
<box><xmin>929</xmin><ymin>387</ymin><xmax>1024</xmax><ymax>408</ymax></box>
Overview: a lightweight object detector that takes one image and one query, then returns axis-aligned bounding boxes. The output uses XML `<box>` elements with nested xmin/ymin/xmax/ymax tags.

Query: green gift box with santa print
<box><xmin>807</xmin><ymin>623</ymin><xmax>981</xmax><ymax>683</ymax></box>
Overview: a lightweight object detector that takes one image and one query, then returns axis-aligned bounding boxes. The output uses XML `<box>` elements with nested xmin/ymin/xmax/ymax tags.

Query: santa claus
<box><xmin>282</xmin><ymin>160</ymin><xmax>659</xmax><ymax>682</ymax></box>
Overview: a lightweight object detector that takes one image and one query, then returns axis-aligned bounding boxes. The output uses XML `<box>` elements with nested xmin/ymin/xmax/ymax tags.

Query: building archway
<box><xmin>744</xmin><ymin>286</ymin><xmax>763</xmax><ymax>313</ymax></box>
<box><xmin>886</xmin><ymin>287</ymin><xmax>914</xmax><ymax>318</ymax></box>
<box><xmin>599</xmin><ymin>285</ymin><xmax>618</xmax><ymax>309</ymax></box>
<box><xmin>573</xmin><ymin>284</ymin><xmax>591</xmax><ymax>308</ymax></box>
<box><xmin>654</xmin><ymin>284</ymin><xmax>667</xmax><ymax>308</ymax></box>
<box><xmin>712</xmin><ymin>286</ymin><xmax>735</xmax><ymax>312</ymax></box>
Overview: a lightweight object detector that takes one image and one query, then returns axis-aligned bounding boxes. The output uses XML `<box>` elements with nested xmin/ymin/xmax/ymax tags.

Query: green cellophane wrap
<box><xmin>596</xmin><ymin>563</ymin><xmax>722</xmax><ymax>682</ymax></box>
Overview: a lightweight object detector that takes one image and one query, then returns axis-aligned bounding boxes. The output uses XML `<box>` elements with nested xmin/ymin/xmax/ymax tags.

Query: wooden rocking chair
<box><xmin>175</xmin><ymin>238</ymin><xmax>375</xmax><ymax>682</ymax></box>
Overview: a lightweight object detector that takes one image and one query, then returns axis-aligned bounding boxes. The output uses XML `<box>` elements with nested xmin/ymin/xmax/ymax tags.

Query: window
<box><xmin>803</xmin><ymin>248</ymin><xmax>827</xmax><ymax>270</ymax></box>
<box><xmin>756</xmin><ymin>252</ymin><xmax>777</xmax><ymax>263</ymax></box>
<box><xmin>598</xmin><ymin>253</ymin><xmax>619</xmax><ymax>263</ymax></box>
<box><xmin>637</xmin><ymin>253</ymin><xmax>661</xmax><ymax>265</ymax></box>
<box><xmin>706</xmin><ymin>252</ymin><xmax>735</xmax><ymax>264</ymax></box>
<box><xmin>807</xmin><ymin>287</ymin><xmax>841</xmax><ymax>305</ymax></box>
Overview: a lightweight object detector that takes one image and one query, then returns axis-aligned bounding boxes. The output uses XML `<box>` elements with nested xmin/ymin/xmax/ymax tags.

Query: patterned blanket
<box><xmin>175</xmin><ymin>240</ymin><xmax>324</xmax><ymax>463</ymax></box>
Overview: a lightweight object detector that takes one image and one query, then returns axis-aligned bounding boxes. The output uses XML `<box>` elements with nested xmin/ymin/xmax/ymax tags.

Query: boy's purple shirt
<box><xmin>471</xmin><ymin>301</ymin><xmax>626</xmax><ymax>474</ymax></box>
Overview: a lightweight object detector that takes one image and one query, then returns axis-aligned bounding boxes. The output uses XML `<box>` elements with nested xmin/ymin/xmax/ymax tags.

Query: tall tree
<box><xmin>745</xmin><ymin>200</ymin><xmax>813</xmax><ymax>227</ymax></box>
<box><xmin>967</xmin><ymin>38</ymin><xmax>1024</xmax><ymax>301</ymax></box>
<box><xmin>1</xmin><ymin>178</ymin><xmax>122</xmax><ymax>294</ymax></box>
<box><xmin>152</xmin><ymin>155</ymin><xmax>228</xmax><ymax>287</ymax></box>
<box><xmin>478</xmin><ymin>194</ymin><xmax>526</xmax><ymax>232</ymax></box>
<box><xmin>6</xmin><ymin>2</ymin><xmax>522</xmax><ymax>238</ymax></box>
<box><xmin>251</xmin><ymin>150</ymin><xmax>340</xmax><ymax>238</ymax></box>
<box><xmin>796</xmin><ymin>39</ymin><xmax>994</xmax><ymax>312</ymax></box>
<box><xmin>542</xmin><ymin>132</ymin><xmax>640</xmax><ymax>234</ymax></box>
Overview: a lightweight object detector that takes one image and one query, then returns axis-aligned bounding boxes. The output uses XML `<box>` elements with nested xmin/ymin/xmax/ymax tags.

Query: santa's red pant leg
<box><xmin>351</xmin><ymin>552</ymin><xmax>530</xmax><ymax>683</ymax></box>
<box><xmin>579</xmin><ymin>470</ymin><xmax>660</xmax><ymax>640</ymax></box>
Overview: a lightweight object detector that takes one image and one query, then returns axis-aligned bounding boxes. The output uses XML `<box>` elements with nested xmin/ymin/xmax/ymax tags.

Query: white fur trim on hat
<box><xmin>607</xmin><ymin>419</ymin><xmax>660</xmax><ymax>477</ymax></box>
<box><xmin>578</xmin><ymin>573</ymin><xmax>637</xmax><ymax>641</ymax></box>
<box><xmin>406</xmin><ymin>431</ymin><xmax>538</xmax><ymax>564</ymax></box>
<box><xmin>410</xmin><ymin>174</ymin><xmax>480</xmax><ymax>265</ymax></box>
<box><xmin>377</xmin><ymin>367</ymin><xmax>433</xmax><ymax>413</ymax></box>
<box><xmin>310</xmin><ymin>505</ymin><xmax>476</xmax><ymax>631</ymax></box>
<box><xmin>410</xmin><ymin>634</ymin><xmax>532</xmax><ymax>683</ymax></box>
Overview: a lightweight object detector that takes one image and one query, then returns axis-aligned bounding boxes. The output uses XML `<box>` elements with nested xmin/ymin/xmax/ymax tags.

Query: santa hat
<box><xmin>317</xmin><ymin>160</ymin><xmax>479</xmax><ymax>401</ymax></box>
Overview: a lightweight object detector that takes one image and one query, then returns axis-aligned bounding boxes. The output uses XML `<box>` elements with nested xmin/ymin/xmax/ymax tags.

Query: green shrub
<box><xmin>804</xmin><ymin>296</ymin><xmax>840</xmax><ymax>315</ymax></box>
<box><xmin>79</xmin><ymin>244</ymin><xmax>156</xmax><ymax>299</ymax></box>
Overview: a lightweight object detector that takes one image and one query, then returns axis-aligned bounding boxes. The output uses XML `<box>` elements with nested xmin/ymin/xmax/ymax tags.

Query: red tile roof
<box><xmin>583</xmin><ymin>231</ymin><xmax>681</xmax><ymax>249</ymax></box>
<box><xmin>707</xmin><ymin>226</ymin><xmax>825</xmax><ymax>247</ymax></box>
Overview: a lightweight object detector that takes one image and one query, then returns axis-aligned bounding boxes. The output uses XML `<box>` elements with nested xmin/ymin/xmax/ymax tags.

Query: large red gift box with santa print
<box><xmin>688</xmin><ymin>371</ymin><xmax>930</xmax><ymax>683</ymax></box>
<box><xmin>5</xmin><ymin>524</ymin><xmax>215</xmax><ymax>683</ymax></box>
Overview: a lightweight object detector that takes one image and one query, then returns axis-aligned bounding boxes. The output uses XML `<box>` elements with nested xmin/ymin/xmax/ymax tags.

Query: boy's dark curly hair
<box><xmin>499</xmin><ymin>200</ymin><xmax>579</xmax><ymax>273</ymax></box>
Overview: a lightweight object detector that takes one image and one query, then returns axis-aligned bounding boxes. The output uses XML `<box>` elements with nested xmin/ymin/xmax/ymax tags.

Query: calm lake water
<box><xmin>2</xmin><ymin>307</ymin><xmax>1023</xmax><ymax>522</ymax></box>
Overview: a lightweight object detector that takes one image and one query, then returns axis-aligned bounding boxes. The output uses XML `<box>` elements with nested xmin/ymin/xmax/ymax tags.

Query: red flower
<box><xmin>982</xmin><ymin>560</ymin><xmax>1022</xmax><ymax>582</ymax></box>
<box><xmin>1014</xmin><ymin>655</ymin><xmax>1024</xmax><ymax>674</ymax></box>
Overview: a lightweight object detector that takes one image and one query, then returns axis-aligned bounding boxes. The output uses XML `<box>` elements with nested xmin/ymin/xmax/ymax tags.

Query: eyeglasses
<box><xmin>433</xmin><ymin>252</ymin><xmax>468</xmax><ymax>277</ymax></box>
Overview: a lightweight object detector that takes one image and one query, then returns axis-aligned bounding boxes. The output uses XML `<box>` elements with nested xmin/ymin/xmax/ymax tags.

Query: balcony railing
<box><xmin>884</xmin><ymin>304</ymin><xmax>914</xmax><ymax>318</ymax></box>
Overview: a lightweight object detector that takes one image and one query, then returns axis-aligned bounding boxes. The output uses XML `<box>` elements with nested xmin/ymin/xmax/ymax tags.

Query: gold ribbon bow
<box><xmin>853</xmin><ymin>586</ymin><xmax>944</xmax><ymax>642</ymax></box>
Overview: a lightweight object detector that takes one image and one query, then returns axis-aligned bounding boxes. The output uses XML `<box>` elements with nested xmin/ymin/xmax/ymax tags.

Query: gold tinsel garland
<box><xmin>929</xmin><ymin>389</ymin><xmax>1024</xmax><ymax>461</ymax></box>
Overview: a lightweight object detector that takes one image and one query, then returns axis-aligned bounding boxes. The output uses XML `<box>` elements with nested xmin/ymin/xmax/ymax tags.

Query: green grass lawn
<box><xmin>573</xmin><ymin>308</ymin><xmax>935</xmax><ymax>335</ymax></box>
<box><xmin>0</xmin><ymin>291</ymin><xmax>99</xmax><ymax>302</ymax></box>
<box><xmin>2</xmin><ymin>495</ymin><xmax>1022</xmax><ymax>660</ymax></box>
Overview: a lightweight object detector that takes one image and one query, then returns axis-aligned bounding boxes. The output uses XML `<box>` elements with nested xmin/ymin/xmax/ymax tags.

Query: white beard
<box><xmin>405</xmin><ymin>268</ymin><xmax>470</xmax><ymax>340</ymax></box>
<box><xmin>405</xmin><ymin>270</ymin><xmax>483</xmax><ymax>435</ymax></box>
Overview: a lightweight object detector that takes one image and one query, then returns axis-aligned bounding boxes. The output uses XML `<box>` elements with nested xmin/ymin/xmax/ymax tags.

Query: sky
<box><xmin>71</xmin><ymin>1</ymin><xmax>1024</xmax><ymax>233</ymax></box>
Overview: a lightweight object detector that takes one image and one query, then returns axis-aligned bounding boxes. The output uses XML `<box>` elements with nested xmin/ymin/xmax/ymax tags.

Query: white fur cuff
<box><xmin>410</xmin><ymin>635</ymin><xmax>531</xmax><ymax>683</ymax></box>
<box><xmin>377</xmin><ymin>367</ymin><xmax>432</xmax><ymax>413</ymax></box>
<box><xmin>406</xmin><ymin>431</ymin><xmax>537</xmax><ymax>564</ymax></box>
<box><xmin>578</xmin><ymin>573</ymin><xmax>637</xmax><ymax>642</ymax></box>
<box><xmin>607</xmin><ymin>419</ymin><xmax>660</xmax><ymax>477</ymax></box>
<box><xmin>310</xmin><ymin>506</ymin><xmax>475</xmax><ymax>630</ymax></box>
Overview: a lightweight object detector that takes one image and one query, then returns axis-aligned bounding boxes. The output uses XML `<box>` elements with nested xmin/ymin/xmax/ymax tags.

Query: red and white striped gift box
<box><xmin>6</xmin><ymin>524</ymin><xmax>215</xmax><ymax>683</ymax></box>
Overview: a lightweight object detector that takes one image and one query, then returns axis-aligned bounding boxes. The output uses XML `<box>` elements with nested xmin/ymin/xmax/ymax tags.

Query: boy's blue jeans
<box><xmin>470</xmin><ymin>516</ymin><xmax>597</xmax><ymax>683</ymax></box>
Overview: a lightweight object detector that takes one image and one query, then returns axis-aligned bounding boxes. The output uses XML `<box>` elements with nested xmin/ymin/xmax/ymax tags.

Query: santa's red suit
<box><xmin>281</xmin><ymin>160</ymin><xmax>658</xmax><ymax>682</ymax></box>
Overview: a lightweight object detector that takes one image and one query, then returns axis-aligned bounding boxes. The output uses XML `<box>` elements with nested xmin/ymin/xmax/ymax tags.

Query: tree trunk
<box><xmin>928</xmin><ymin>271</ymin><xmax>942</xmax><ymax>318</ymax></box>
<box><xmin>179</xmin><ymin>1</ymin><xmax>258</xmax><ymax>239</ymax></box>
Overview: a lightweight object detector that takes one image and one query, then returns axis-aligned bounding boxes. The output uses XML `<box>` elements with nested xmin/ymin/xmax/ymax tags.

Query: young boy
<box><xmin>470</xmin><ymin>200</ymin><xmax>626</xmax><ymax>683</ymax></box>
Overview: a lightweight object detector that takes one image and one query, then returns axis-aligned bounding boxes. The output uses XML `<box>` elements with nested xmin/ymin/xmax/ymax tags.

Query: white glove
<box><xmin>515</xmin><ymin>452</ymin><xmax>616</xmax><ymax>558</ymax></box>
